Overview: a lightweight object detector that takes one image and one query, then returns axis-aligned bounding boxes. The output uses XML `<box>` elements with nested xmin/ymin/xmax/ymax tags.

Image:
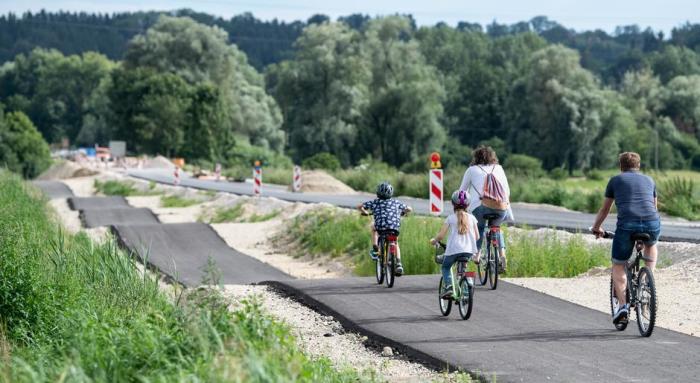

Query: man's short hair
<box><xmin>619</xmin><ymin>152</ymin><xmax>641</xmax><ymax>171</ymax></box>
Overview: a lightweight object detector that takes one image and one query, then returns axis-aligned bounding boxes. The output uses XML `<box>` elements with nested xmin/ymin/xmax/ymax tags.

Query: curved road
<box><xmin>128</xmin><ymin>169</ymin><xmax>700</xmax><ymax>243</ymax></box>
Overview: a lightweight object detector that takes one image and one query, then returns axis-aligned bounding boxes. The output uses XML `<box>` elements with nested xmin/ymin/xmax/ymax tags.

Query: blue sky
<box><xmin>1</xmin><ymin>0</ymin><xmax>698</xmax><ymax>34</ymax></box>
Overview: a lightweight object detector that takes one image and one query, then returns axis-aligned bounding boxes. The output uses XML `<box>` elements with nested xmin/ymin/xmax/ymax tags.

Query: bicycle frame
<box><xmin>448</xmin><ymin>259</ymin><xmax>475</xmax><ymax>299</ymax></box>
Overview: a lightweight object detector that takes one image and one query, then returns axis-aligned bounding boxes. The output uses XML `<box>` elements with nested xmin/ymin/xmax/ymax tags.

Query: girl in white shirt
<box><xmin>430</xmin><ymin>190</ymin><xmax>479</xmax><ymax>297</ymax></box>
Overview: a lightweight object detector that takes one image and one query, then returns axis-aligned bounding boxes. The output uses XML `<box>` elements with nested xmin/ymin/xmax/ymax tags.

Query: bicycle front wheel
<box><xmin>438</xmin><ymin>277</ymin><xmax>452</xmax><ymax>316</ymax></box>
<box><xmin>635</xmin><ymin>267</ymin><xmax>657</xmax><ymax>337</ymax></box>
<box><xmin>488</xmin><ymin>244</ymin><xmax>499</xmax><ymax>290</ymax></box>
<box><xmin>458</xmin><ymin>278</ymin><xmax>474</xmax><ymax>320</ymax></box>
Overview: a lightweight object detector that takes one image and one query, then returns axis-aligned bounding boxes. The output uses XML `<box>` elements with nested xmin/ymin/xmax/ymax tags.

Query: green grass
<box><xmin>0</xmin><ymin>171</ymin><xmax>373</xmax><ymax>382</ymax></box>
<box><xmin>160</xmin><ymin>194</ymin><xmax>201</xmax><ymax>208</ymax></box>
<box><xmin>284</xmin><ymin>208</ymin><xmax>610</xmax><ymax>278</ymax></box>
<box><xmin>206</xmin><ymin>204</ymin><xmax>280</xmax><ymax>223</ymax></box>
<box><xmin>94</xmin><ymin>179</ymin><xmax>161</xmax><ymax>197</ymax></box>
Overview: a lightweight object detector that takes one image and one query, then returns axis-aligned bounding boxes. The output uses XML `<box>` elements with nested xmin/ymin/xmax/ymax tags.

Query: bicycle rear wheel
<box><xmin>375</xmin><ymin>241</ymin><xmax>384</xmax><ymax>285</ymax></box>
<box><xmin>635</xmin><ymin>267</ymin><xmax>657</xmax><ymax>337</ymax></box>
<box><xmin>458</xmin><ymin>278</ymin><xmax>474</xmax><ymax>320</ymax></box>
<box><xmin>438</xmin><ymin>277</ymin><xmax>452</xmax><ymax>316</ymax></box>
<box><xmin>610</xmin><ymin>276</ymin><xmax>629</xmax><ymax>331</ymax></box>
<box><xmin>385</xmin><ymin>245</ymin><xmax>395</xmax><ymax>288</ymax></box>
<box><xmin>488</xmin><ymin>243</ymin><xmax>499</xmax><ymax>290</ymax></box>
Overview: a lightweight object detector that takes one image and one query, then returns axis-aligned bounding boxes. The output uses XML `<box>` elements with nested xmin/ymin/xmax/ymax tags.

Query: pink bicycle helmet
<box><xmin>451</xmin><ymin>190</ymin><xmax>468</xmax><ymax>209</ymax></box>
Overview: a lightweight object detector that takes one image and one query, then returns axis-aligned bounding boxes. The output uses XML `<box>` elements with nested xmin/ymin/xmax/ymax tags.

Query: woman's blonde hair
<box><xmin>455</xmin><ymin>207</ymin><xmax>470</xmax><ymax>235</ymax></box>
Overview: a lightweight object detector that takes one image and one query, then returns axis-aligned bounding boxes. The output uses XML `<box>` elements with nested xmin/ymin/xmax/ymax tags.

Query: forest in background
<box><xmin>1</xmin><ymin>9</ymin><xmax>700</xmax><ymax>176</ymax></box>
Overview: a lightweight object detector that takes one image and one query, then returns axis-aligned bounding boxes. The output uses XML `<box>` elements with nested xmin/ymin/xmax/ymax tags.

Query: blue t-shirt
<box><xmin>362</xmin><ymin>198</ymin><xmax>409</xmax><ymax>231</ymax></box>
<box><xmin>604</xmin><ymin>171</ymin><xmax>659</xmax><ymax>225</ymax></box>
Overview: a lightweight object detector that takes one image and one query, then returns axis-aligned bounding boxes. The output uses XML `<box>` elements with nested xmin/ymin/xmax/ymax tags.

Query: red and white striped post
<box><xmin>174</xmin><ymin>166</ymin><xmax>181</xmax><ymax>186</ymax></box>
<box><xmin>292</xmin><ymin>165</ymin><xmax>302</xmax><ymax>192</ymax></box>
<box><xmin>253</xmin><ymin>161</ymin><xmax>262</xmax><ymax>196</ymax></box>
<box><xmin>429</xmin><ymin>152</ymin><xmax>443</xmax><ymax>216</ymax></box>
<box><xmin>214</xmin><ymin>163</ymin><xmax>222</xmax><ymax>182</ymax></box>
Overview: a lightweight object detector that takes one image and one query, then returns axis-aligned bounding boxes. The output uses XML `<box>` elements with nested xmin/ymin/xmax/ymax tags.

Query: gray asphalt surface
<box><xmin>80</xmin><ymin>208</ymin><xmax>159</xmax><ymax>228</ymax></box>
<box><xmin>270</xmin><ymin>275</ymin><xmax>700</xmax><ymax>383</ymax></box>
<box><xmin>32</xmin><ymin>180</ymin><xmax>74</xmax><ymax>198</ymax></box>
<box><xmin>112</xmin><ymin>222</ymin><xmax>291</xmax><ymax>286</ymax></box>
<box><xmin>128</xmin><ymin>169</ymin><xmax>700</xmax><ymax>243</ymax></box>
<box><xmin>68</xmin><ymin>196</ymin><xmax>130</xmax><ymax>210</ymax></box>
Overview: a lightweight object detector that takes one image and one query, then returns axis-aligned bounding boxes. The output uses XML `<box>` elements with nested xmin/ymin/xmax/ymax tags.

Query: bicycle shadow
<box><xmin>408</xmin><ymin>328</ymin><xmax>639</xmax><ymax>344</ymax></box>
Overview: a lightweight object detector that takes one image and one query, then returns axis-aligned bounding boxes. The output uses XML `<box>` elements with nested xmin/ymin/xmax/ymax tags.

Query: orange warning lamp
<box><xmin>254</xmin><ymin>160</ymin><xmax>261</xmax><ymax>167</ymax></box>
<box><xmin>430</xmin><ymin>152</ymin><xmax>442</xmax><ymax>169</ymax></box>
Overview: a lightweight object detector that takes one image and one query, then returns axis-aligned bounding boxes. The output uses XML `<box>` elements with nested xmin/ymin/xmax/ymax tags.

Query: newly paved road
<box><xmin>68</xmin><ymin>196</ymin><xmax>130</xmax><ymax>210</ymax></box>
<box><xmin>80</xmin><ymin>208</ymin><xmax>159</xmax><ymax>228</ymax></box>
<box><xmin>128</xmin><ymin>169</ymin><xmax>700</xmax><ymax>243</ymax></box>
<box><xmin>33</xmin><ymin>180</ymin><xmax>74</xmax><ymax>198</ymax></box>
<box><xmin>112</xmin><ymin>222</ymin><xmax>291</xmax><ymax>286</ymax></box>
<box><xmin>270</xmin><ymin>276</ymin><xmax>700</xmax><ymax>383</ymax></box>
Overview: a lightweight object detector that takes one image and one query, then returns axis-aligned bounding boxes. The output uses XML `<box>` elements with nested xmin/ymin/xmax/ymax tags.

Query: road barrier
<box><xmin>253</xmin><ymin>162</ymin><xmax>262</xmax><ymax>196</ymax></box>
<box><xmin>292</xmin><ymin>165</ymin><xmax>302</xmax><ymax>192</ymax></box>
<box><xmin>174</xmin><ymin>166</ymin><xmax>181</xmax><ymax>186</ymax></box>
<box><xmin>215</xmin><ymin>163</ymin><xmax>222</xmax><ymax>182</ymax></box>
<box><xmin>429</xmin><ymin>152</ymin><xmax>443</xmax><ymax>215</ymax></box>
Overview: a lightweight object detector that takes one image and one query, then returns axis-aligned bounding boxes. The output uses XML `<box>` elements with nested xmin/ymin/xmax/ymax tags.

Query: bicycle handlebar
<box><xmin>589</xmin><ymin>227</ymin><xmax>615</xmax><ymax>239</ymax></box>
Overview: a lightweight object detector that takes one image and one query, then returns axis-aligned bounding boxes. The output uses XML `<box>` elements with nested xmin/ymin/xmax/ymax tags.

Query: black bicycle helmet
<box><xmin>451</xmin><ymin>190</ymin><xmax>468</xmax><ymax>209</ymax></box>
<box><xmin>376</xmin><ymin>181</ymin><xmax>394</xmax><ymax>200</ymax></box>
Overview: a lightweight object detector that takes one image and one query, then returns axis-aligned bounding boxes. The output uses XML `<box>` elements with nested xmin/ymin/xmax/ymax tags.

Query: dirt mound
<box><xmin>38</xmin><ymin>161</ymin><xmax>98</xmax><ymax>180</ymax></box>
<box><xmin>143</xmin><ymin>155</ymin><xmax>175</xmax><ymax>169</ymax></box>
<box><xmin>292</xmin><ymin>170</ymin><xmax>356</xmax><ymax>194</ymax></box>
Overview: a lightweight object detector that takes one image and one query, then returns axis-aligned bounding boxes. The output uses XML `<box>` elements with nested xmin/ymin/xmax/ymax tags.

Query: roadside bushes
<box><xmin>0</xmin><ymin>110</ymin><xmax>51</xmax><ymax>178</ymax></box>
<box><xmin>504</xmin><ymin>154</ymin><xmax>545</xmax><ymax>178</ymax></box>
<box><xmin>659</xmin><ymin>177</ymin><xmax>700</xmax><ymax>220</ymax></box>
<box><xmin>302</xmin><ymin>152</ymin><xmax>341</xmax><ymax>171</ymax></box>
<box><xmin>510</xmin><ymin>177</ymin><xmax>603</xmax><ymax>213</ymax></box>
<box><xmin>282</xmin><ymin>207</ymin><xmax>609</xmax><ymax>277</ymax></box>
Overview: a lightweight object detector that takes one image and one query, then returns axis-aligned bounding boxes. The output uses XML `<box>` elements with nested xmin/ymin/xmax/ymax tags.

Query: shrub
<box><xmin>549</xmin><ymin>167</ymin><xmax>568</xmax><ymax>180</ymax></box>
<box><xmin>94</xmin><ymin>179</ymin><xmax>136</xmax><ymax>196</ymax></box>
<box><xmin>0</xmin><ymin>111</ymin><xmax>51</xmax><ymax>178</ymax></box>
<box><xmin>659</xmin><ymin>177</ymin><xmax>700</xmax><ymax>220</ymax></box>
<box><xmin>504</xmin><ymin>154</ymin><xmax>545</xmax><ymax>178</ymax></box>
<box><xmin>585</xmin><ymin>169</ymin><xmax>605</xmax><ymax>181</ymax></box>
<box><xmin>302</xmin><ymin>152</ymin><xmax>341</xmax><ymax>171</ymax></box>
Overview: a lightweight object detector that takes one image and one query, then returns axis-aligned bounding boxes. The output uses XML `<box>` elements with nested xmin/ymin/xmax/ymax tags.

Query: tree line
<box><xmin>1</xmin><ymin>12</ymin><xmax>700</xmax><ymax>175</ymax></box>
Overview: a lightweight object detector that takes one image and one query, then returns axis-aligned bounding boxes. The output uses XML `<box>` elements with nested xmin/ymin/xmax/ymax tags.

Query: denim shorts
<box><xmin>611</xmin><ymin>219</ymin><xmax>661</xmax><ymax>264</ymax></box>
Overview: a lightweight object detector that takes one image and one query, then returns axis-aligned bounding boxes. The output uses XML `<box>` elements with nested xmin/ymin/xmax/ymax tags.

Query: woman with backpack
<box><xmin>459</xmin><ymin>145</ymin><xmax>511</xmax><ymax>272</ymax></box>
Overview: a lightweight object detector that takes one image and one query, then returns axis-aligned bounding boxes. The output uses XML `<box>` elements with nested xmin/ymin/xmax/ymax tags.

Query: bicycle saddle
<box><xmin>483</xmin><ymin>213</ymin><xmax>502</xmax><ymax>220</ymax></box>
<box><xmin>631</xmin><ymin>232</ymin><xmax>651</xmax><ymax>242</ymax></box>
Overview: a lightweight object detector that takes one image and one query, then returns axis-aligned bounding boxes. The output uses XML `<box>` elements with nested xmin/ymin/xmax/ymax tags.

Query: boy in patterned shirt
<box><xmin>357</xmin><ymin>181</ymin><xmax>412</xmax><ymax>275</ymax></box>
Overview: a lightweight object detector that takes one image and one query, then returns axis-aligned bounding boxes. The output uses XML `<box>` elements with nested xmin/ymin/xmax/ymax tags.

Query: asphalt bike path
<box><xmin>33</xmin><ymin>180</ymin><xmax>74</xmax><ymax>198</ymax></box>
<box><xmin>269</xmin><ymin>276</ymin><xmax>700</xmax><ymax>383</ymax></box>
<box><xmin>112</xmin><ymin>222</ymin><xmax>291</xmax><ymax>286</ymax></box>
<box><xmin>34</xmin><ymin>180</ymin><xmax>700</xmax><ymax>381</ymax></box>
<box><xmin>127</xmin><ymin>169</ymin><xmax>700</xmax><ymax>243</ymax></box>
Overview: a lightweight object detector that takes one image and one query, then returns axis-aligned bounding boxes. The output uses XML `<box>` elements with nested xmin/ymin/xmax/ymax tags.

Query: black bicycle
<box><xmin>596</xmin><ymin>229</ymin><xmax>657</xmax><ymax>337</ymax></box>
<box><xmin>477</xmin><ymin>213</ymin><xmax>504</xmax><ymax>290</ymax></box>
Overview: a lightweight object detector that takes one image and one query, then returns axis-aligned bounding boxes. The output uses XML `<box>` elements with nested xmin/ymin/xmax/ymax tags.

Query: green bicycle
<box><xmin>435</xmin><ymin>242</ymin><xmax>475</xmax><ymax>320</ymax></box>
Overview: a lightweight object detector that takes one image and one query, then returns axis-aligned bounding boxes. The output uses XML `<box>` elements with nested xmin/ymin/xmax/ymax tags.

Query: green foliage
<box><xmin>0</xmin><ymin>110</ymin><xmax>51</xmax><ymax>178</ymax></box>
<box><xmin>94</xmin><ymin>179</ymin><xmax>161</xmax><ymax>196</ymax></box>
<box><xmin>549</xmin><ymin>168</ymin><xmax>568</xmax><ymax>180</ymax></box>
<box><xmin>302</xmin><ymin>152</ymin><xmax>341</xmax><ymax>171</ymax></box>
<box><xmin>0</xmin><ymin>172</ymin><xmax>371</xmax><ymax>382</ymax></box>
<box><xmin>506</xmin><ymin>229</ymin><xmax>609</xmax><ymax>277</ymax></box>
<box><xmin>208</xmin><ymin>204</ymin><xmax>245</xmax><ymax>223</ymax></box>
<box><xmin>160</xmin><ymin>195</ymin><xmax>201</xmax><ymax>208</ymax></box>
<box><xmin>504</xmin><ymin>154</ymin><xmax>544</xmax><ymax>178</ymax></box>
<box><xmin>585</xmin><ymin>169</ymin><xmax>605</xmax><ymax>181</ymax></box>
<box><xmin>284</xmin><ymin>207</ymin><xmax>609</xmax><ymax>277</ymax></box>
<box><xmin>0</xmin><ymin>48</ymin><xmax>115</xmax><ymax>145</ymax></box>
<box><xmin>658</xmin><ymin>177</ymin><xmax>700</xmax><ymax>220</ymax></box>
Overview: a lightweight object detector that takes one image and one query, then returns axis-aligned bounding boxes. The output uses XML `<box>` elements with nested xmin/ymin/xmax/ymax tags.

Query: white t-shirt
<box><xmin>459</xmin><ymin>164</ymin><xmax>511</xmax><ymax>213</ymax></box>
<box><xmin>444</xmin><ymin>212</ymin><xmax>479</xmax><ymax>256</ymax></box>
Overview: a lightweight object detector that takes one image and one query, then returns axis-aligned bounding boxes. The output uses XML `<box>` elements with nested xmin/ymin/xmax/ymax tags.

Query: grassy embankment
<box><xmin>0</xmin><ymin>172</ymin><xmax>371</xmax><ymax>382</ymax></box>
<box><xmin>283</xmin><ymin>208</ymin><xmax>609</xmax><ymax>278</ymax></box>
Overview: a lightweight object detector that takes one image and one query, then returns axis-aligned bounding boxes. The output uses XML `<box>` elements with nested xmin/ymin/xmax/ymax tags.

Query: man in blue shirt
<box><xmin>592</xmin><ymin>152</ymin><xmax>660</xmax><ymax>326</ymax></box>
